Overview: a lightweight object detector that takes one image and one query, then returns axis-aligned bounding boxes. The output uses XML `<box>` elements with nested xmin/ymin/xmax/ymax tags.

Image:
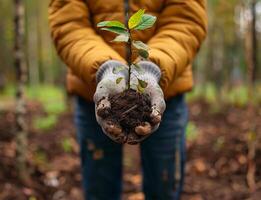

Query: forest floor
<box><xmin>0</xmin><ymin>100</ymin><xmax>260</xmax><ymax>200</ymax></box>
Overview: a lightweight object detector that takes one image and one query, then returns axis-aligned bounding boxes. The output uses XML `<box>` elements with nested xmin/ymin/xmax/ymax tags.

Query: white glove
<box><xmin>94</xmin><ymin>60</ymin><xmax>166</xmax><ymax>144</ymax></box>
<box><xmin>129</xmin><ymin>61</ymin><xmax>166</xmax><ymax>140</ymax></box>
<box><xmin>93</xmin><ymin>60</ymin><xmax>128</xmax><ymax>143</ymax></box>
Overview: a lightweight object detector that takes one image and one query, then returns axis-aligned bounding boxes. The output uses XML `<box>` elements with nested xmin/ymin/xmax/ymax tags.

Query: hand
<box><xmin>93</xmin><ymin>60</ymin><xmax>128</xmax><ymax>143</ymax></box>
<box><xmin>128</xmin><ymin>61</ymin><xmax>166</xmax><ymax>143</ymax></box>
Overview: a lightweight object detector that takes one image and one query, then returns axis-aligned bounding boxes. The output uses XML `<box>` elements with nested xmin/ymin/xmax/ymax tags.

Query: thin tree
<box><xmin>245</xmin><ymin>0</ymin><xmax>258</xmax><ymax>193</ymax></box>
<box><xmin>251</xmin><ymin>0</ymin><xmax>257</xmax><ymax>82</ymax></box>
<box><xmin>14</xmin><ymin>0</ymin><xmax>29</xmax><ymax>182</ymax></box>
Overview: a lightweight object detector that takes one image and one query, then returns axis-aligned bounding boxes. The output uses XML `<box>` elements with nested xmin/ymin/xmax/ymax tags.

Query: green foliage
<box><xmin>186</xmin><ymin>85</ymin><xmax>204</xmax><ymax>102</ymax></box>
<box><xmin>33</xmin><ymin>115</ymin><xmax>57</xmax><ymax>131</ymax></box>
<box><xmin>137</xmin><ymin>78</ymin><xmax>148</xmax><ymax>93</ymax></box>
<box><xmin>27</xmin><ymin>85</ymin><xmax>66</xmax><ymax>114</ymax></box>
<box><xmin>97</xmin><ymin>21</ymin><xmax>126</xmax><ymax>29</ymax></box>
<box><xmin>33</xmin><ymin>149</ymin><xmax>48</xmax><ymax>166</ymax></box>
<box><xmin>132</xmin><ymin>40</ymin><xmax>149</xmax><ymax>58</ymax></box>
<box><xmin>186</xmin><ymin>83</ymin><xmax>218</xmax><ymax>104</ymax></box>
<box><xmin>132</xmin><ymin>40</ymin><xmax>148</xmax><ymax>50</ymax></box>
<box><xmin>186</xmin><ymin>122</ymin><xmax>199</xmax><ymax>141</ymax></box>
<box><xmin>61</xmin><ymin>137</ymin><xmax>73</xmax><ymax>153</ymax></box>
<box><xmin>101</xmin><ymin>27</ymin><xmax>128</xmax><ymax>35</ymax></box>
<box><xmin>224</xmin><ymin>85</ymin><xmax>249</xmax><ymax>107</ymax></box>
<box><xmin>44</xmin><ymin>102</ymin><xmax>66</xmax><ymax>115</ymax></box>
<box><xmin>97</xmin><ymin>9</ymin><xmax>157</xmax><ymax>91</ymax></box>
<box><xmin>113</xmin><ymin>66</ymin><xmax>126</xmax><ymax>74</ymax></box>
<box><xmin>186</xmin><ymin>83</ymin><xmax>261</xmax><ymax>108</ymax></box>
<box><xmin>204</xmin><ymin>83</ymin><xmax>218</xmax><ymax>104</ymax></box>
<box><xmin>0</xmin><ymin>84</ymin><xmax>16</xmax><ymax>98</ymax></box>
<box><xmin>138</xmin><ymin>49</ymin><xmax>149</xmax><ymax>59</ymax></box>
<box><xmin>138</xmin><ymin>78</ymin><xmax>148</xmax><ymax>88</ymax></box>
<box><xmin>112</xmin><ymin>34</ymin><xmax>129</xmax><ymax>42</ymax></box>
<box><xmin>132</xmin><ymin>63</ymin><xmax>145</xmax><ymax>74</ymax></box>
<box><xmin>128</xmin><ymin>9</ymin><xmax>145</xmax><ymax>29</ymax></box>
<box><xmin>27</xmin><ymin>85</ymin><xmax>63</xmax><ymax>102</ymax></box>
<box><xmin>0</xmin><ymin>84</ymin><xmax>67</xmax><ymax>117</ymax></box>
<box><xmin>128</xmin><ymin>10</ymin><xmax>156</xmax><ymax>30</ymax></box>
<box><xmin>137</xmin><ymin>84</ymin><xmax>145</xmax><ymax>93</ymax></box>
<box><xmin>134</xmin><ymin>14</ymin><xmax>157</xmax><ymax>30</ymax></box>
<box><xmin>116</xmin><ymin>77</ymin><xmax>124</xmax><ymax>84</ymax></box>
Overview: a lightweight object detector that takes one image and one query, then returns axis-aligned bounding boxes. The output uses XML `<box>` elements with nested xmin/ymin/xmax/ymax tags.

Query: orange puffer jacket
<box><xmin>48</xmin><ymin>0</ymin><xmax>207</xmax><ymax>101</ymax></box>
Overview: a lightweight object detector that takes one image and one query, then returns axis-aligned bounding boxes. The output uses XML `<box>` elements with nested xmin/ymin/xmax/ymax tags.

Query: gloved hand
<box><xmin>94</xmin><ymin>60</ymin><xmax>166</xmax><ymax>144</ymax></box>
<box><xmin>128</xmin><ymin>61</ymin><xmax>166</xmax><ymax>143</ymax></box>
<box><xmin>93</xmin><ymin>60</ymin><xmax>128</xmax><ymax>143</ymax></box>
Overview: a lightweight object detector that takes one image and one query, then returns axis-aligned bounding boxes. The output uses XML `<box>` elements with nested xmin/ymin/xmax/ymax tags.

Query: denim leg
<box><xmin>141</xmin><ymin>95</ymin><xmax>188</xmax><ymax>200</ymax></box>
<box><xmin>74</xmin><ymin>96</ymin><xmax>123</xmax><ymax>200</ymax></box>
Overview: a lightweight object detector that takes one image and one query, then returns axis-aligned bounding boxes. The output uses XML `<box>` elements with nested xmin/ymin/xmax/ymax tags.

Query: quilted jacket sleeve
<box><xmin>148</xmin><ymin>0</ymin><xmax>207</xmax><ymax>91</ymax></box>
<box><xmin>48</xmin><ymin>0</ymin><xmax>126</xmax><ymax>86</ymax></box>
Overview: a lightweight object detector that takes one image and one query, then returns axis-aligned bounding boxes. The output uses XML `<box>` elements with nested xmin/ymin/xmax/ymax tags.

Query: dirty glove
<box><xmin>93</xmin><ymin>60</ymin><xmax>128</xmax><ymax>143</ymax></box>
<box><xmin>129</xmin><ymin>61</ymin><xmax>166</xmax><ymax>141</ymax></box>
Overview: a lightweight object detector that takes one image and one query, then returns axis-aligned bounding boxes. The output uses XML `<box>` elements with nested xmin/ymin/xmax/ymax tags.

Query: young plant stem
<box><xmin>127</xmin><ymin>29</ymin><xmax>133</xmax><ymax>89</ymax></box>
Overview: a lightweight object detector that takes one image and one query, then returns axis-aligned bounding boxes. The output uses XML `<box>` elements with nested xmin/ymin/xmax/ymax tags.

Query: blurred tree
<box><xmin>246</xmin><ymin>0</ymin><xmax>258</xmax><ymax>193</ymax></box>
<box><xmin>25</xmin><ymin>0</ymin><xmax>40</xmax><ymax>85</ymax></box>
<box><xmin>250</xmin><ymin>0</ymin><xmax>258</xmax><ymax>83</ymax></box>
<box><xmin>0</xmin><ymin>0</ymin><xmax>14</xmax><ymax>89</ymax></box>
<box><xmin>14</xmin><ymin>0</ymin><xmax>29</xmax><ymax>182</ymax></box>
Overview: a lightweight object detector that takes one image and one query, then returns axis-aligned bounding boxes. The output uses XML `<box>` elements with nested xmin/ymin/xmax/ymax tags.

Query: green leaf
<box><xmin>116</xmin><ymin>77</ymin><xmax>124</xmax><ymax>84</ymax></box>
<box><xmin>135</xmin><ymin>14</ymin><xmax>157</xmax><ymax>30</ymax></box>
<box><xmin>61</xmin><ymin>137</ymin><xmax>73</xmax><ymax>153</ymax></box>
<box><xmin>132</xmin><ymin>41</ymin><xmax>149</xmax><ymax>59</ymax></box>
<box><xmin>113</xmin><ymin>66</ymin><xmax>126</xmax><ymax>74</ymax></box>
<box><xmin>137</xmin><ymin>84</ymin><xmax>145</xmax><ymax>93</ymax></box>
<box><xmin>132</xmin><ymin>40</ymin><xmax>149</xmax><ymax>51</ymax></box>
<box><xmin>101</xmin><ymin>27</ymin><xmax>129</xmax><ymax>35</ymax></box>
<box><xmin>138</xmin><ymin>78</ymin><xmax>148</xmax><ymax>88</ymax></box>
<box><xmin>138</xmin><ymin>49</ymin><xmax>149</xmax><ymax>59</ymax></box>
<box><xmin>112</xmin><ymin>34</ymin><xmax>129</xmax><ymax>42</ymax></box>
<box><xmin>128</xmin><ymin>9</ymin><xmax>145</xmax><ymax>29</ymax></box>
<box><xmin>33</xmin><ymin>115</ymin><xmax>57</xmax><ymax>131</ymax></box>
<box><xmin>97</xmin><ymin>21</ymin><xmax>126</xmax><ymax>29</ymax></box>
<box><xmin>132</xmin><ymin>63</ymin><xmax>145</xmax><ymax>74</ymax></box>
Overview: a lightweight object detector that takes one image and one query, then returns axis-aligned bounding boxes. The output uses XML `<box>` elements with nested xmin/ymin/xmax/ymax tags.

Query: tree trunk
<box><xmin>251</xmin><ymin>0</ymin><xmax>257</xmax><ymax>83</ymax></box>
<box><xmin>245</xmin><ymin>0</ymin><xmax>257</xmax><ymax>193</ymax></box>
<box><xmin>26</xmin><ymin>0</ymin><xmax>40</xmax><ymax>85</ymax></box>
<box><xmin>246</xmin><ymin>0</ymin><xmax>257</xmax><ymax>87</ymax></box>
<box><xmin>14</xmin><ymin>0</ymin><xmax>29</xmax><ymax>182</ymax></box>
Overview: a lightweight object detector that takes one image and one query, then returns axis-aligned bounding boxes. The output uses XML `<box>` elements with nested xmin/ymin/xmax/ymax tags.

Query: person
<box><xmin>48</xmin><ymin>0</ymin><xmax>207</xmax><ymax>199</ymax></box>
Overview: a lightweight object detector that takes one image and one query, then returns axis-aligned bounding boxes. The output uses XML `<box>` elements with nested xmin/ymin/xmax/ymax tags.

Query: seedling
<box><xmin>97</xmin><ymin>9</ymin><xmax>157</xmax><ymax>92</ymax></box>
<box><xmin>97</xmin><ymin>10</ymin><xmax>157</xmax><ymax>143</ymax></box>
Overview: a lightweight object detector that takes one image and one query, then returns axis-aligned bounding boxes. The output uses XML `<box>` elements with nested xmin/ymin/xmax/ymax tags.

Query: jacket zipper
<box><xmin>124</xmin><ymin>0</ymin><xmax>131</xmax><ymax>65</ymax></box>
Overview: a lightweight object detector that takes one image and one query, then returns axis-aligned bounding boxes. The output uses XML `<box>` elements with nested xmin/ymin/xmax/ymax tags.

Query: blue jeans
<box><xmin>74</xmin><ymin>94</ymin><xmax>188</xmax><ymax>200</ymax></box>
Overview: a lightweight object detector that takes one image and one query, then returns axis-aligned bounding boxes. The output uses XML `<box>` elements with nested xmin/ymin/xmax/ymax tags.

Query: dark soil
<box><xmin>99</xmin><ymin>89</ymin><xmax>152</xmax><ymax>133</ymax></box>
<box><xmin>0</xmin><ymin>99</ymin><xmax>260</xmax><ymax>200</ymax></box>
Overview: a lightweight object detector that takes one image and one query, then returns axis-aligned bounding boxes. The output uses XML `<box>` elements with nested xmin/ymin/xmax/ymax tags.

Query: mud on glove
<box><xmin>128</xmin><ymin>61</ymin><xmax>166</xmax><ymax>142</ymax></box>
<box><xmin>93</xmin><ymin>60</ymin><xmax>128</xmax><ymax>143</ymax></box>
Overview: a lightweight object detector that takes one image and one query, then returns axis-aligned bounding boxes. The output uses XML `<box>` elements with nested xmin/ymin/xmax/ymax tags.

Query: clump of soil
<box><xmin>99</xmin><ymin>89</ymin><xmax>152</xmax><ymax>133</ymax></box>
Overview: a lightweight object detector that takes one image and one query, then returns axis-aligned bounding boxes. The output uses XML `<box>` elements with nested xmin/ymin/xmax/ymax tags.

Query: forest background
<box><xmin>0</xmin><ymin>0</ymin><xmax>260</xmax><ymax>200</ymax></box>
